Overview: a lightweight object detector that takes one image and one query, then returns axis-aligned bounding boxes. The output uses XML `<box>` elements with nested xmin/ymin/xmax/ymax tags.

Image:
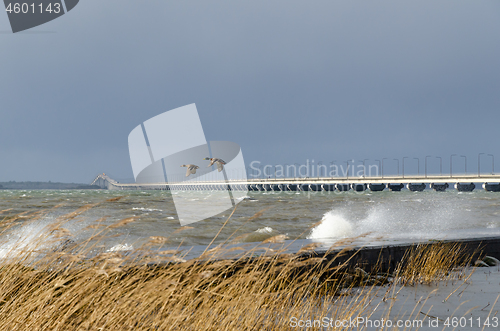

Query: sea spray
<box><xmin>0</xmin><ymin>219</ymin><xmax>59</xmax><ymax>259</ymax></box>
<box><xmin>307</xmin><ymin>193</ymin><xmax>485</xmax><ymax>243</ymax></box>
<box><xmin>307</xmin><ymin>211</ymin><xmax>353</xmax><ymax>239</ymax></box>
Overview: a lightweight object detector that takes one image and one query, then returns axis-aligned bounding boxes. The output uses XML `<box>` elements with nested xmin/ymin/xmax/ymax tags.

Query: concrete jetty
<box><xmin>166</xmin><ymin>236</ymin><xmax>500</xmax><ymax>274</ymax></box>
<box><xmin>306</xmin><ymin>236</ymin><xmax>500</xmax><ymax>273</ymax></box>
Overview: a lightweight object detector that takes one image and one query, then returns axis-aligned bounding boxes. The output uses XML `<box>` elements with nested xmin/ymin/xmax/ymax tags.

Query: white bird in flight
<box><xmin>204</xmin><ymin>157</ymin><xmax>226</xmax><ymax>172</ymax></box>
<box><xmin>180</xmin><ymin>164</ymin><xmax>199</xmax><ymax>177</ymax></box>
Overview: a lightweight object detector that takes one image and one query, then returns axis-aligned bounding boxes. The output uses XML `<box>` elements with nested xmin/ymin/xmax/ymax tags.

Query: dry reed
<box><xmin>0</xmin><ymin>202</ymin><xmax>484</xmax><ymax>330</ymax></box>
<box><xmin>394</xmin><ymin>242</ymin><xmax>474</xmax><ymax>285</ymax></box>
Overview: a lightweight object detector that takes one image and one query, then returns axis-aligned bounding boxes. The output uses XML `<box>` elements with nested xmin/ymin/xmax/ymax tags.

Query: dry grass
<box><xmin>394</xmin><ymin>242</ymin><xmax>474</xmax><ymax>285</ymax></box>
<box><xmin>0</xmin><ymin>203</ymin><xmax>481</xmax><ymax>330</ymax></box>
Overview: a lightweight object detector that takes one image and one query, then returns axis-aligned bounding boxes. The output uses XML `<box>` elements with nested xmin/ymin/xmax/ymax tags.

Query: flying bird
<box><xmin>204</xmin><ymin>157</ymin><xmax>226</xmax><ymax>172</ymax></box>
<box><xmin>181</xmin><ymin>164</ymin><xmax>199</xmax><ymax>177</ymax></box>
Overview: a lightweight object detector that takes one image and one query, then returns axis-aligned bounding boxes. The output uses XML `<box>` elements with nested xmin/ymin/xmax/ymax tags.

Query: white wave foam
<box><xmin>308</xmin><ymin>193</ymin><xmax>499</xmax><ymax>243</ymax></box>
<box><xmin>132</xmin><ymin>207</ymin><xmax>162</xmax><ymax>212</ymax></box>
<box><xmin>107</xmin><ymin>244</ymin><xmax>133</xmax><ymax>252</ymax></box>
<box><xmin>307</xmin><ymin>211</ymin><xmax>353</xmax><ymax>240</ymax></box>
<box><xmin>256</xmin><ymin>227</ymin><xmax>274</xmax><ymax>234</ymax></box>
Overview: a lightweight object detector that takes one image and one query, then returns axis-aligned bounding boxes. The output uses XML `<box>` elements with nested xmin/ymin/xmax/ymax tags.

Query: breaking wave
<box><xmin>308</xmin><ymin>194</ymin><xmax>500</xmax><ymax>242</ymax></box>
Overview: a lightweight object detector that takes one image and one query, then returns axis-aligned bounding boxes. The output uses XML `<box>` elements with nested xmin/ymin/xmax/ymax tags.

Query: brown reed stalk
<box><xmin>0</xmin><ymin>202</ymin><xmax>484</xmax><ymax>330</ymax></box>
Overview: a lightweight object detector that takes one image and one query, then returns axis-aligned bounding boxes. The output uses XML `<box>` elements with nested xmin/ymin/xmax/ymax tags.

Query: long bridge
<box><xmin>91</xmin><ymin>173</ymin><xmax>500</xmax><ymax>192</ymax></box>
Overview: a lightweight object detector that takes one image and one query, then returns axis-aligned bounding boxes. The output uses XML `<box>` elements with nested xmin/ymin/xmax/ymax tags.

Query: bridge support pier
<box><xmin>335</xmin><ymin>184</ymin><xmax>350</xmax><ymax>191</ymax></box>
<box><xmin>351</xmin><ymin>183</ymin><xmax>367</xmax><ymax>192</ymax></box>
<box><xmin>387</xmin><ymin>183</ymin><xmax>404</xmax><ymax>191</ymax></box>
<box><xmin>483</xmin><ymin>183</ymin><xmax>500</xmax><ymax>192</ymax></box>
<box><xmin>368</xmin><ymin>183</ymin><xmax>385</xmax><ymax>192</ymax></box>
<box><xmin>407</xmin><ymin>183</ymin><xmax>426</xmax><ymax>192</ymax></box>
<box><xmin>430</xmin><ymin>183</ymin><xmax>449</xmax><ymax>192</ymax></box>
<box><xmin>298</xmin><ymin>184</ymin><xmax>309</xmax><ymax>191</ymax></box>
<box><xmin>321</xmin><ymin>184</ymin><xmax>336</xmax><ymax>191</ymax></box>
<box><xmin>455</xmin><ymin>183</ymin><xmax>475</xmax><ymax>192</ymax></box>
<box><xmin>308</xmin><ymin>184</ymin><xmax>322</xmax><ymax>191</ymax></box>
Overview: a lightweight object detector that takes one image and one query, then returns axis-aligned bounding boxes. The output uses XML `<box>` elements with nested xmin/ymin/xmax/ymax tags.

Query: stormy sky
<box><xmin>1</xmin><ymin>0</ymin><xmax>499</xmax><ymax>183</ymax></box>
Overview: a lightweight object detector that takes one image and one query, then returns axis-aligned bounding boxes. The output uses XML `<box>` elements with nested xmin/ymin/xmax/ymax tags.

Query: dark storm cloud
<box><xmin>1</xmin><ymin>0</ymin><xmax>499</xmax><ymax>182</ymax></box>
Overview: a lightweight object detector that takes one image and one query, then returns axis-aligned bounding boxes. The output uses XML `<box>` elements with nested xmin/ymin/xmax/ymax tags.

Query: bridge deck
<box><xmin>91</xmin><ymin>173</ymin><xmax>500</xmax><ymax>190</ymax></box>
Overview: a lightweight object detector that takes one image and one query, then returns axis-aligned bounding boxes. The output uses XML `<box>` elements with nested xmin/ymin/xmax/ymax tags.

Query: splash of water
<box><xmin>0</xmin><ymin>220</ymin><xmax>55</xmax><ymax>259</ymax></box>
<box><xmin>308</xmin><ymin>194</ymin><xmax>500</xmax><ymax>243</ymax></box>
<box><xmin>256</xmin><ymin>227</ymin><xmax>274</xmax><ymax>234</ymax></box>
<box><xmin>307</xmin><ymin>211</ymin><xmax>353</xmax><ymax>240</ymax></box>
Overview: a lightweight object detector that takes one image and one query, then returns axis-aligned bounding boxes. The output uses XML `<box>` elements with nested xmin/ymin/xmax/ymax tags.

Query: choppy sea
<box><xmin>1</xmin><ymin>189</ymin><xmax>499</xmax><ymax>258</ymax></box>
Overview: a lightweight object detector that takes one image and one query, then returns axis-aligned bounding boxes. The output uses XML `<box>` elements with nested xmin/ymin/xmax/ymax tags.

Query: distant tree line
<box><xmin>0</xmin><ymin>181</ymin><xmax>100</xmax><ymax>190</ymax></box>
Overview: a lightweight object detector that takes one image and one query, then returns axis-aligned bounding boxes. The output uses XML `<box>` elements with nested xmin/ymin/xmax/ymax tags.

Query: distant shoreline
<box><xmin>0</xmin><ymin>181</ymin><xmax>101</xmax><ymax>190</ymax></box>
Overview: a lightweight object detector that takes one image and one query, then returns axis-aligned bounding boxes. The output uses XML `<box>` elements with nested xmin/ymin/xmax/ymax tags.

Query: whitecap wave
<box><xmin>307</xmin><ymin>211</ymin><xmax>353</xmax><ymax>240</ymax></box>
<box><xmin>307</xmin><ymin>193</ymin><xmax>500</xmax><ymax>243</ymax></box>
<box><xmin>132</xmin><ymin>207</ymin><xmax>162</xmax><ymax>212</ymax></box>
<box><xmin>107</xmin><ymin>244</ymin><xmax>133</xmax><ymax>252</ymax></box>
<box><xmin>256</xmin><ymin>227</ymin><xmax>274</xmax><ymax>234</ymax></box>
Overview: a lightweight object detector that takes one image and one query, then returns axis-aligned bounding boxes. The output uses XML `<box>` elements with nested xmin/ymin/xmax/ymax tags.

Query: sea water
<box><xmin>0</xmin><ymin>189</ymin><xmax>499</xmax><ymax>257</ymax></box>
